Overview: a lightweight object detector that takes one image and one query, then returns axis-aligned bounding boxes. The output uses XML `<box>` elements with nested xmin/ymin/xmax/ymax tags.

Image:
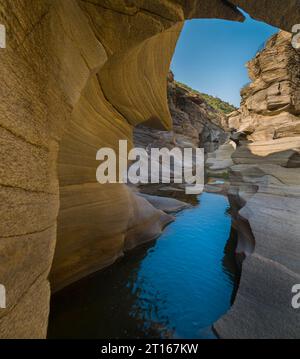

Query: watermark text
<box><xmin>292</xmin><ymin>24</ymin><xmax>300</xmax><ymax>49</ymax></box>
<box><xmin>292</xmin><ymin>284</ymin><xmax>300</xmax><ymax>309</ymax></box>
<box><xmin>0</xmin><ymin>284</ymin><xmax>6</xmax><ymax>309</ymax></box>
<box><xmin>0</xmin><ymin>24</ymin><xmax>6</xmax><ymax>48</ymax></box>
<box><xmin>96</xmin><ymin>140</ymin><xmax>204</xmax><ymax>194</ymax></box>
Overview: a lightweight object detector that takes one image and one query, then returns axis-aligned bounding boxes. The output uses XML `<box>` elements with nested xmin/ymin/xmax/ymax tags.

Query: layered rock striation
<box><xmin>0</xmin><ymin>0</ymin><xmax>242</xmax><ymax>339</ymax></box>
<box><xmin>133</xmin><ymin>72</ymin><xmax>233</xmax><ymax>197</ymax></box>
<box><xmin>215</xmin><ymin>31</ymin><xmax>300</xmax><ymax>338</ymax></box>
<box><xmin>134</xmin><ymin>71</ymin><xmax>229</xmax><ymax>152</ymax></box>
<box><xmin>1</xmin><ymin>0</ymin><xmax>300</xmax><ymax>338</ymax></box>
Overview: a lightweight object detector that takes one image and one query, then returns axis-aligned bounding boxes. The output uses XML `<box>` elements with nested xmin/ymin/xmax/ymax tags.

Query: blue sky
<box><xmin>171</xmin><ymin>11</ymin><xmax>278</xmax><ymax>107</ymax></box>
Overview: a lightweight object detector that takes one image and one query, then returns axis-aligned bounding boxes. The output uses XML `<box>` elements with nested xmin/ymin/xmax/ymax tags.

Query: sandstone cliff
<box><xmin>0</xmin><ymin>0</ymin><xmax>299</xmax><ymax>339</ymax></box>
<box><xmin>215</xmin><ymin>31</ymin><xmax>300</xmax><ymax>338</ymax></box>
<box><xmin>134</xmin><ymin>71</ymin><xmax>229</xmax><ymax>153</ymax></box>
<box><xmin>133</xmin><ymin>72</ymin><xmax>233</xmax><ymax>198</ymax></box>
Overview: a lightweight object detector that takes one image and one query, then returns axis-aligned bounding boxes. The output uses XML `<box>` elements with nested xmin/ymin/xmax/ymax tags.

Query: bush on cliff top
<box><xmin>175</xmin><ymin>81</ymin><xmax>237</xmax><ymax>115</ymax></box>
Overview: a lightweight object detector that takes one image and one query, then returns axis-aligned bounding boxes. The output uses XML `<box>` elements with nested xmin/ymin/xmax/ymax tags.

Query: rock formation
<box><xmin>206</xmin><ymin>141</ymin><xmax>236</xmax><ymax>174</ymax></box>
<box><xmin>134</xmin><ymin>71</ymin><xmax>229</xmax><ymax>153</ymax></box>
<box><xmin>0</xmin><ymin>0</ymin><xmax>299</xmax><ymax>339</ymax></box>
<box><xmin>214</xmin><ymin>31</ymin><xmax>300</xmax><ymax>338</ymax></box>
<box><xmin>133</xmin><ymin>72</ymin><xmax>231</xmax><ymax>196</ymax></box>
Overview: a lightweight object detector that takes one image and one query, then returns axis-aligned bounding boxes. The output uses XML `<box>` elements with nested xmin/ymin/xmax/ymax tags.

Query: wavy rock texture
<box><xmin>0</xmin><ymin>0</ymin><xmax>299</xmax><ymax>338</ymax></box>
<box><xmin>133</xmin><ymin>71</ymin><xmax>229</xmax><ymax>192</ymax></box>
<box><xmin>214</xmin><ymin>31</ymin><xmax>300</xmax><ymax>338</ymax></box>
<box><xmin>134</xmin><ymin>71</ymin><xmax>228</xmax><ymax>151</ymax></box>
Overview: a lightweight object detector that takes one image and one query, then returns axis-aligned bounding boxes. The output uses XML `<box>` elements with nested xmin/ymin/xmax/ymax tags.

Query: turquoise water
<box><xmin>48</xmin><ymin>193</ymin><xmax>238</xmax><ymax>339</ymax></box>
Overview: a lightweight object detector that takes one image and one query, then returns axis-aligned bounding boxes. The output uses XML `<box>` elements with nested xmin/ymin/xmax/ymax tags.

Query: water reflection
<box><xmin>48</xmin><ymin>193</ymin><xmax>238</xmax><ymax>339</ymax></box>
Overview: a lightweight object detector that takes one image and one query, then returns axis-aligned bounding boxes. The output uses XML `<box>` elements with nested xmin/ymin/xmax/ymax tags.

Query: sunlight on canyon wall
<box><xmin>0</xmin><ymin>0</ymin><xmax>299</xmax><ymax>338</ymax></box>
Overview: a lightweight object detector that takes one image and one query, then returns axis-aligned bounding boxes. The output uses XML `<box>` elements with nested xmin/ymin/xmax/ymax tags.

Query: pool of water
<box><xmin>48</xmin><ymin>193</ymin><xmax>239</xmax><ymax>339</ymax></box>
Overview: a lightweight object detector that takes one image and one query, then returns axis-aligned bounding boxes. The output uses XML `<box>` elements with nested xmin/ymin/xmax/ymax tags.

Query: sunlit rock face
<box><xmin>167</xmin><ymin>72</ymin><xmax>229</xmax><ymax>153</ymax></box>
<box><xmin>133</xmin><ymin>72</ymin><xmax>229</xmax><ymax>197</ymax></box>
<box><xmin>0</xmin><ymin>0</ymin><xmax>299</xmax><ymax>338</ymax></box>
<box><xmin>215</xmin><ymin>31</ymin><xmax>300</xmax><ymax>339</ymax></box>
<box><xmin>134</xmin><ymin>71</ymin><xmax>228</xmax><ymax>154</ymax></box>
<box><xmin>0</xmin><ymin>0</ymin><xmax>242</xmax><ymax>339</ymax></box>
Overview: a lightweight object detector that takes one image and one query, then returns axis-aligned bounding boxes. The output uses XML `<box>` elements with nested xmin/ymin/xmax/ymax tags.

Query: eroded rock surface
<box><xmin>0</xmin><ymin>0</ymin><xmax>242</xmax><ymax>339</ymax></box>
<box><xmin>133</xmin><ymin>72</ymin><xmax>231</xmax><ymax>197</ymax></box>
<box><xmin>134</xmin><ymin>71</ymin><xmax>229</xmax><ymax>152</ymax></box>
<box><xmin>0</xmin><ymin>0</ymin><xmax>300</xmax><ymax>338</ymax></box>
<box><xmin>215</xmin><ymin>31</ymin><xmax>300</xmax><ymax>339</ymax></box>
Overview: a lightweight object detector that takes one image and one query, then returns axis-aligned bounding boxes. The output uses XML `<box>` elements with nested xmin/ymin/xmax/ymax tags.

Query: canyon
<box><xmin>133</xmin><ymin>71</ymin><xmax>231</xmax><ymax>196</ymax></box>
<box><xmin>0</xmin><ymin>0</ymin><xmax>299</xmax><ymax>339</ymax></box>
<box><xmin>134</xmin><ymin>71</ymin><xmax>230</xmax><ymax>154</ymax></box>
<box><xmin>215</xmin><ymin>31</ymin><xmax>300</xmax><ymax>338</ymax></box>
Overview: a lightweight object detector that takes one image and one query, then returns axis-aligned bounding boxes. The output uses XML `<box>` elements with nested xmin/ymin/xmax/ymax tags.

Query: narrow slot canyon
<box><xmin>48</xmin><ymin>61</ymin><xmax>243</xmax><ymax>338</ymax></box>
<box><xmin>0</xmin><ymin>0</ymin><xmax>300</xmax><ymax>340</ymax></box>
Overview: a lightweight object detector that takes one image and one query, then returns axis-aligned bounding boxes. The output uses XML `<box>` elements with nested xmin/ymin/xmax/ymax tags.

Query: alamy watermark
<box><xmin>292</xmin><ymin>284</ymin><xmax>300</xmax><ymax>309</ymax></box>
<box><xmin>0</xmin><ymin>24</ymin><xmax>6</xmax><ymax>48</ymax></box>
<box><xmin>0</xmin><ymin>284</ymin><xmax>6</xmax><ymax>309</ymax></box>
<box><xmin>96</xmin><ymin>140</ymin><xmax>204</xmax><ymax>195</ymax></box>
<box><xmin>292</xmin><ymin>24</ymin><xmax>300</xmax><ymax>49</ymax></box>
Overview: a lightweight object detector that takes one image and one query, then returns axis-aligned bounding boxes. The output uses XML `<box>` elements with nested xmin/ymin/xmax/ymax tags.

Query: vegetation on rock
<box><xmin>175</xmin><ymin>81</ymin><xmax>237</xmax><ymax>114</ymax></box>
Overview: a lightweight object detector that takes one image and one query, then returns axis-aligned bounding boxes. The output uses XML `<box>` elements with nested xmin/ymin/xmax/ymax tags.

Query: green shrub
<box><xmin>175</xmin><ymin>81</ymin><xmax>237</xmax><ymax>115</ymax></box>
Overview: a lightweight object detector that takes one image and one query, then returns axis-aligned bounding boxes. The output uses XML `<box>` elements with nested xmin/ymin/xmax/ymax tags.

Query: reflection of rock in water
<box><xmin>221</xmin><ymin>226</ymin><xmax>242</xmax><ymax>305</ymax></box>
<box><xmin>138</xmin><ymin>184</ymin><xmax>200</xmax><ymax>206</ymax></box>
<box><xmin>48</xmin><ymin>242</ymin><xmax>168</xmax><ymax>339</ymax></box>
<box><xmin>49</xmin><ymin>193</ymin><xmax>237</xmax><ymax>339</ymax></box>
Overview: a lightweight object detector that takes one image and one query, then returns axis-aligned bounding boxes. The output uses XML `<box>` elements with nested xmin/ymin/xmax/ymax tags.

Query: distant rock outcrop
<box><xmin>133</xmin><ymin>73</ymin><xmax>231</xmax><ymax>197</ymax></box>
<box><xmin>215</xmin><ymin>31</ymin><xmax>300</xmax><ymax>339</ymax></box>
<box><xmin>134</xmin><ymin>71</ymin><xmax>229</xmax><ymax>153</ymax></box>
